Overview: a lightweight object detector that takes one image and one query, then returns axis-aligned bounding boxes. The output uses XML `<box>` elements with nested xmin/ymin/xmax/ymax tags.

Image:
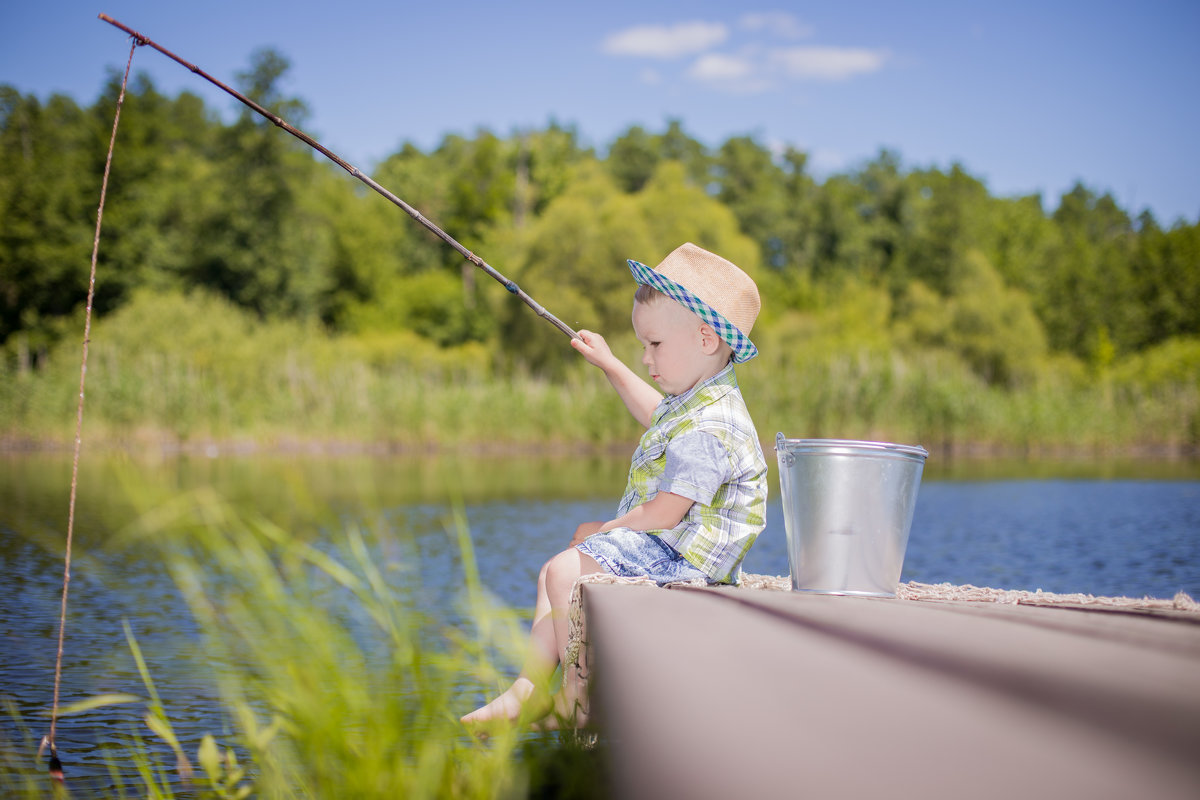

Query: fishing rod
<box><xmin>98</xmin><ymin>13</ymin><xmax>579</xmax><ymax>341</ymax></box>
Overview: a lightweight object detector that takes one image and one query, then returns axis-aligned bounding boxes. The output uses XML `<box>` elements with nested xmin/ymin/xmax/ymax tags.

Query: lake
<box><xmin>2</xmin><ymin>450</ymin><xmax>1198</xmax><ymax>793</ymax></box>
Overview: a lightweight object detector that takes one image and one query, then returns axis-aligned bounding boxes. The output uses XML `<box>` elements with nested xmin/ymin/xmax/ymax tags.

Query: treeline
<box><xmin>2</xmin><ymin>52</ymin><xmax>1198</xmax><ymax>449</ymax></box>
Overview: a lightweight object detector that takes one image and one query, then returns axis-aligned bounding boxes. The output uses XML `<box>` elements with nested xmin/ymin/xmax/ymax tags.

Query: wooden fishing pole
<box><xmin>98</xmin><ymin>14</ymin><xmax>579</xmax><ymax>341</ymax></box>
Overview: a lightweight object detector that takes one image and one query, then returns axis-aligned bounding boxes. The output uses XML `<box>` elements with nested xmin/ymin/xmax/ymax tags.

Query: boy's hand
<box><xmin>571</xmin><ymin>328</ymin><xmax>663</xmax><ymax>428</ymax></box>
<box><xmin>570</xmin><ymin>329</ymin><xmax>617</xmax><ymax>370</ymax></box>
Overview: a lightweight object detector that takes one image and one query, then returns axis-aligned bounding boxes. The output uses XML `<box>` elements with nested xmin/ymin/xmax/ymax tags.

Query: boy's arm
<box><xmin>598</xmin><ymin>491</ymin><xmax>693</xmax><ymax>534</ymax></box>
<box><xmin>571</xmin><ymin>329</ymin><xmax>662</xmax><ymax>428</ymax></box>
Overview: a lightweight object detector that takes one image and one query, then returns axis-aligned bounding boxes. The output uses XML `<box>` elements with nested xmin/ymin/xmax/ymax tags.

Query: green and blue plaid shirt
<box><xmin>615</xmin><ymin>363</ymin><xmax>767</xmax><ymax>583</ymax></box>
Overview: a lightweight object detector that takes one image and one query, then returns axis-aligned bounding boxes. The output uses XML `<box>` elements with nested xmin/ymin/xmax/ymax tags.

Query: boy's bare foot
<box><xmin>461</xmin><ymin>677</ymin><xmax>548</xmax><ymax>727</ymax></box>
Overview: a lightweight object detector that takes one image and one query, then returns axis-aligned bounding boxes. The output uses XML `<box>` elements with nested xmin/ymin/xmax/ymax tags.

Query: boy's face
<box><xmin>632</xmin><ymin>299</ymin><xmax>715</xmax><ymax>396</ymax></box>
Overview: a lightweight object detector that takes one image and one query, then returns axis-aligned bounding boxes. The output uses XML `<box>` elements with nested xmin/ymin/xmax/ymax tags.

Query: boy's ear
<box><xmin>698</xmin><ymin>323</ymin><xmax>722</xmax><ymax>355</ymax></box>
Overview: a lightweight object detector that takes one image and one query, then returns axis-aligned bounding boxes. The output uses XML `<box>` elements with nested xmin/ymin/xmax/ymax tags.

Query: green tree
<box><xmin>1041</xmin><ymin>183</ymin><xmax>1140</xmax><ymax>361</ymax></box>
<box><xmin>495</xmin><ymin>163</ymin><xmax>653</xmax><ymax>371</ymax></box>
<box><xmin>897</xmin><ymin>250</ymin><xmax>1048</xmax><ymax>386</ymax></box>
<box><xmin>607</xmin><ymin>124</ymin><xmax>659</xmax><ymax>193</ymax></box>
<box><xmin>187</xmin><ymin>49</ymin><xmax>335</xmax><ymax>321</ymax></box>
<box><xmin>659</xmin><ymin>119</ymin><xmax>711</xmax><ymax>188</ymax></box>
<box><xmin>808</xmin><ymin>172</ymin><xmax>882</xmax><ymax>281</ymax></box>
<box><xmin>769</xmin><ymin>147</ymin><xmax>821</xmax><ymax>309</ymax></box>
<box><xmin>984</xmin><ymin>193</ymin><xmax>1059</xmax><ymax>296</ymax></box>
<box><xmin>0</xmin><ymin>87</ymin><xmax>99</xmax><ymax>360</ymax></box>
<box><xmin>90</xmin><ymin>74</ymin><xmax>223</xmax><ymax>308</ymax></box>
<box><xmin>372</xmin><ymin>141</ymin><xmax>456</xmax><ymax>275</ymax></box>
<box><xmin>715</xmin><ymin>136</ymin><xmax>786</xmax><ymax>267</ymax></box>
<box><xmin>495</xmin><ymin>160</ymin><xmax>761</xmax><ymax>374</ymax></box>
<box><xmin>1130</xmin><ymin>216</ymin><xmax>1200</xmax><ymax>347</ymax></box>
<box><xmin>635</xmin><ymin>161</ymin><xmax>761</xmax><ymax>278</ymax></box>
<box><xmin>441</xmin><ymin>130</ymin><xmax>516</xmax><ymax>251</ymax></box>
<box><xmin>900</xmin><ymin>162</ymin><xmax>991</xmax><ymax>294</ymax></box>
<box><xmin>513</xmin><ymin>122</ymin><xmax>592</xmax><ymax>223</ymax></box>
<box><xmin>607</xmin><ymin>120</ymin><xmax>709</xmax><ymax>193</ymax></box>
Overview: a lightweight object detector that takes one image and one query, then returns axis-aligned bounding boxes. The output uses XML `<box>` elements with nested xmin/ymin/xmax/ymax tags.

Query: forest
<box><xmin>2</xmin><ymin>51</ymin><xmax>1198</xmax><ymax>453</ymax></box>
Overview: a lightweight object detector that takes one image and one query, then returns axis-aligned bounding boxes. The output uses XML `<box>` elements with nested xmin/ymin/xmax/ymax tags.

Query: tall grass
<box><xmin>1</xmin><ymin>490</ymin><xmax>604</xmax><ymax>799</ymax></box>
<box><xmin>1</xmin><ymin>289</ymin><xmax>1196</xmax><ymax>454</ymax></box>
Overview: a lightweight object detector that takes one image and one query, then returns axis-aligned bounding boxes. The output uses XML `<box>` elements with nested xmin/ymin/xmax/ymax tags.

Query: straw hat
<box><xmin>628</xmin><ymin>243</ymin><xmax>760</xmax><ymax>362</ymax></box>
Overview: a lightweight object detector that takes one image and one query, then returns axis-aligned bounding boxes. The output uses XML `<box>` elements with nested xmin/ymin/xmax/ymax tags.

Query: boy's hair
<box><xmin>635</xmin><ymin>283</ymin><xmax>734</xmax><ymax>362</ymax></box>
<box><xmin>634</xmin><ymin>284</ymin><xmax>666</xmax><ymax>305</ymax></box>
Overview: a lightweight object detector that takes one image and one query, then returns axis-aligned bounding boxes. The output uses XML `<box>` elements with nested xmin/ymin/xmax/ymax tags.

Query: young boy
<box><xmin>462</xmin><ymin>242</ymin><xmax>767</xmax><ymax>727</ymax></box>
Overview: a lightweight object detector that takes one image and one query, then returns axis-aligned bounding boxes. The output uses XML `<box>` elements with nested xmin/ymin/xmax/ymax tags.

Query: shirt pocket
<box><xmin>628</xmin><ymin>430</ymin><xmax>668</xmax><ymax>488</ymax></box>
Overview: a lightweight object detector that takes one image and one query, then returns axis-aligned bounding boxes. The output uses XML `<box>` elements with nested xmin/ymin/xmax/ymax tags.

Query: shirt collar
<box><xmin>652</xmin><ymin>361</ymin><xmax>737</xmax><ymax>424</ymax></box>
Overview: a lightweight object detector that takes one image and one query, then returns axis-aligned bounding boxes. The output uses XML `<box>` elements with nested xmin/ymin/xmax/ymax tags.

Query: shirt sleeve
<box><xmin>658</xmin><ymin>431</ymin><xmax>732</xmax><ymax>506</ymax></box>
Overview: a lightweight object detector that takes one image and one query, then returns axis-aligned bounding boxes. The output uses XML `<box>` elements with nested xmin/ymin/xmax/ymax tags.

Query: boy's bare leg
<box><xmin>550</xmin><ymin>547</ymin><xmax>596</xmax><ymax>728</ymax></box>
<box><xmin>460</xmin><ymin>560</ymin><xmax>558</xmax><ymax>725</ymax></box>
<box><xmin>462</xmin><ymin>546</ymin><xmax>603</xmax><ymax>726</ymax></box>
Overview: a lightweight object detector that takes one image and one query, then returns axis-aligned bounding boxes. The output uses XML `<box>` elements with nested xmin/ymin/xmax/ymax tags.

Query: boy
<box><xmin>462</xmin><ymin>243</ymin><xmax>767</xmax><ymax>727</ymax></box>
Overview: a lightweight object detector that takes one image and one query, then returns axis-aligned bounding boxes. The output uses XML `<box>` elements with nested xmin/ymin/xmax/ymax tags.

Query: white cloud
<box><xmin>687</xmin><ymin>52</ymin><xmax>773</xmax><ymax>93</ymax></box>
<box><xmin>601</xmin><ymin>16</ymin><xmax>890</xmax><ymax>93</ymax></box>
<box><xmin>770</xmin><ymin>46</ymin><xmax>889</xmax><ymax>81</ymax></box>
<box><xmin>602</xmin><ymin>21</ymin><xmax>728</xmax><ymax>59</ymax></box>
<box><xmin>688</xmin><ymin>53</ymin><xmax>753</xmax><ymax>81</ymax></box>
<box><xmin>739</xmin><ymin>12</ymin><xmax>813</xmax><ymax>40</ymax></box>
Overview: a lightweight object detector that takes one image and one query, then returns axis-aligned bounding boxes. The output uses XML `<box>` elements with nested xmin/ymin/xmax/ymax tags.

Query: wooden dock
<box><xmin>578</xmin><ymin>580</ymin><xmax>1200</xmax><ymax>799</ymax></box>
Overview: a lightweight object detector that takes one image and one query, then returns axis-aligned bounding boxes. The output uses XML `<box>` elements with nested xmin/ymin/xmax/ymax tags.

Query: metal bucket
<box><xmin>775</xmin><ymin>434</ymin><xmax>928</xmax><ymax>597</ymax></box>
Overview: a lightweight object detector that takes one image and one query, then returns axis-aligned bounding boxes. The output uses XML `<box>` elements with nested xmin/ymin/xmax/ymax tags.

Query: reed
<box><xmin>1</xmin><ymin>490</ymin><xmax>609</xmax><ymax>799</ymax></box>
<box><xmin>1</xmin><ymin>290</ymin><xmax>1195</xmax><ymax>454</ymax></box>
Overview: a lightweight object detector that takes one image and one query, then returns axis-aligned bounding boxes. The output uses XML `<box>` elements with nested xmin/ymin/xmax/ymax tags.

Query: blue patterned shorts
<box><xmin>576</xmin><ymin>528</ymin><xmax>714</xmax><ymax>586</ymax></box>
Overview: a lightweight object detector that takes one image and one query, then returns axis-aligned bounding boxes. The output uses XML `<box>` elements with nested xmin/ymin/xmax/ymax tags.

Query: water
<box><xmin>2</xmin><ymin>452</ymin><xmax>1198</xmax><ymax>793</ymax></box>
<box><xmin>901</xmin><ymin>480</ymin><xmax>1200</xmax><ymax>598</ymax></box>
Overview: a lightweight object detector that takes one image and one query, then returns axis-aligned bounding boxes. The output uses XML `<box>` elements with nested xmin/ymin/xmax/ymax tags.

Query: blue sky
<box><xmin>3</xmin><ymin>1</ymin><xmax>1198</xmax><ymax>224</ymax></box>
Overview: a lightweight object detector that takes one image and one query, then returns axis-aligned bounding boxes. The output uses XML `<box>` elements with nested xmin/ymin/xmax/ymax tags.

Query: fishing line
<box><xmin>39</xmin><ymin>11</ymin><xmax>578</xmax><ymax>778</ymax></box>
<box><xmin>38</xmin><ymin>35</ymin><xmax>139</xmax><ymax>784</ymax></box>
<box><xmin>97</xmin><ymin>13</ymin><xmax>580</xmax><ymax>341</ymax></box>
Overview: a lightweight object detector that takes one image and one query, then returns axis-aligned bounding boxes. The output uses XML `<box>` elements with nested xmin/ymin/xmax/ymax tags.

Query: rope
<box><xmin>40</xmin><ymin>37</ymin><xmax>138</xmax><ymax>781</ymax></box>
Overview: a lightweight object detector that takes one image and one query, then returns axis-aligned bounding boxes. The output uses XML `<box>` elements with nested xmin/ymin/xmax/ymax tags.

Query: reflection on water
<box><xmin>2</xmin><ymin>451</ymin><xmax>1198</xmax><ymax>793</ymax></box>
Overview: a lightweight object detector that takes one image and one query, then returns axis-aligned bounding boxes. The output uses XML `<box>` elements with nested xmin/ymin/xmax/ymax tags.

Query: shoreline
<box><xmin>2</xmin><ymin>433</ymin><xmax>1197</xmax><ymax>464</ymax></box>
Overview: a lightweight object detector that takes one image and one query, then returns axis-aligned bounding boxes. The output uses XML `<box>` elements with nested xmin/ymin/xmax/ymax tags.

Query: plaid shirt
<box><xmin>615</xmin><ymin>363</ymin><xmax>767</xmax><ymax>583</ymax></box>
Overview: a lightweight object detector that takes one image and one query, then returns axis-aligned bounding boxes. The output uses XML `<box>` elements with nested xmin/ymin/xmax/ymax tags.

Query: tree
<box><xmin>635</xmin><ymin>161</ymin><xmax>760</xmax><ymax>278</ymax></box>
<box><xmin>494</xmin><ymin>163</ymin><xmax>651</xmax><ymax>371</ymax></box>
<box><xmin>89</xmin><ymin>73</ymin><xmax>222</xmax><ymax>310</ymax></box>
<box><xmin>1130</xmin><ymin>217</ymin><xmax>1200</xmax><ymax>347</ymax></box>
<box><xmin>985</xmin><ymin>193</ymin><xmax>1058</xmax><ymax>296</ymax></box>
<box><xmin>514</xmin><ymin>121</ymin><xmax>591</xmax><ymax>222</ymax></box>
<box><xmin>0</xmin><ymin>87</ymin><xmax>99</xmax><ymax>359</ymax></box>
<box><xmin>658</xmin><ymin>119</ymin><xmax>711</xmax><ymax>189</ymax></box>
<box><xmin>807</xmin><ymin>173</ymin><xmax>882</xmax><ymax>281</ymax></box>
<box><xmin>900</xmin><ymin>162</ymin><xmax>991</xmax><ymax>294</ymax></box>
<box><xmin>607</xmin><ymin>124</ymin><xmax>659</xmax><ymax>193</ymax></box>
<box><xmin>1041</xmin><ymin>183</ymin><xmax>1140</xmax><ymax>360</ymax></box>
<box><xmin>771</xmin><ymin>147</ymin><xmax>821</xmax><ymax>300</ymax></box>
<box><xmin>187</xmin><ymin>49</ymin><xmax>333</xmax><ymax>321</ymax></box>
<box><xmin>607</xmin><ymin>120</ymin><xmax>710</xmax><ymax>194</ymax></box>
<box><xmin>715</xmin><ymin>136</ymin><xmax>786</xmax><ymax>267</ymax></box>
<box><xmin>897</xmin><ymin>250</ymin><xmax>1048</xmax><ymax>386</ymax></box>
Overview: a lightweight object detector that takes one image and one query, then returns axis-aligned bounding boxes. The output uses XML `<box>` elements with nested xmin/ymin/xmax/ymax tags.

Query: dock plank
<box><xmin>582</xmin><ymin>583</ymin><xmax>1200</xmax><ymax>800</ymax></box>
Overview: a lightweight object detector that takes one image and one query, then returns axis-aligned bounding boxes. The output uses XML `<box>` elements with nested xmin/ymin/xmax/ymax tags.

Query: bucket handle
<box><xmin>775</xmin><ymin>432</ymin><xmax>795</xmax><ymax>467</ymax></box>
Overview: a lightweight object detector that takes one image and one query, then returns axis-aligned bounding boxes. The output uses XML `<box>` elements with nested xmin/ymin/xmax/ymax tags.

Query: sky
<box><xmin>2</xmin><ymin>1</ymin><xmax>1198</xmax><ymax>225</ymax></box>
